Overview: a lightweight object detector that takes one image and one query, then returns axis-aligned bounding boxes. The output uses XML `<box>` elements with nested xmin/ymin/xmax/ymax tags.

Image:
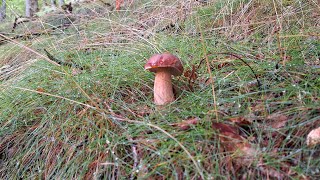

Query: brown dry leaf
<box><xmin>36</xmin><ymin>87</ymin><xmax>45</xmax><ymax>93</ymax></box>
<box><xmin>229</xmin><ymin>116</ymin><xmax>252</xmax><ymax>126</ymax></box>
<box><xmin>33</xmin><ymin>107</ymin><xmax>46</xmax><ymax>116</ymax></box>
<box><xmin>183</xmin><ymin>65</ymin><xmax>198</xmax><ymax>91</ymax></box>
<box><xmin>255</xmin><ymin>53</ymin><xmax>265</xmax><ymax>60</ymax></box>
<box><xmin>212</xmin><ymin>123</ymin><xmax>244</xmax><ymax>152</ymax></box>
<box><xmin>250</xmin><ymin>103</ymin><xmax>265</xmax><ymax>112</ymax></box>
<box><xmin>217</xmin><ymin>62</ymin><xmax>232</xmax><ymax>69</ymax></box>
<box><xmin>213</xmin><ymin>123</ymin><xmax>294</xmax><ymax>178</ymax></box>
<box><xmin>44</xmin><ymin>141</ymin><xmax>64</xmax><ymax>177</ymax></box>
<box><xmin>212</xmin><ymin>123</ymin><xmax>258</xmax><ymax>166</ymax></box>
<box><xmin>267</xmin><ymin>114</ymin><xmax>288</xmax><ymax>129</ymax></box>
<box><xmin>183</xmin><ymin>67</ymin><xmax>197</xmax><ymax>81</ymax></box>
<box><xmin>258</xmin><ymin>165</ymin><xmax>286</xmax><ymax>179</ymax></box>
<box><xmin>282</xmin><ymin>55</ymin><xmax>292</xmax><ymax>62</ymax></box>
<box><xmin>213</xmin><ymin>123</ymin><xmax>239</xmax><ymax>137</ymax></box>
<box><xmin>259</xmin><ymin>114</ymin><xmax>288</xmax><ymax>149</ymax></box>
<box><xmin>234</xmin><ymin>143</ymin><xmax>258</xmax><ymax>168</ymax></box>
<box><xmin>171</xmin><ymin>117</ymin><xmax>199</xmax><ymax>130</ymax></box>
<box><xmin>306</xmin><ymin>126</ymin><xmax>320</xmax><ymax>147</ymax></box>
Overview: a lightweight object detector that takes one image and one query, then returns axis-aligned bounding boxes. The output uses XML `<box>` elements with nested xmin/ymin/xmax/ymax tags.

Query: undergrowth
<box><xmin>0</xmin><ymin>0</ymin><xmax>319</xmax><ymax>179</ymax></box>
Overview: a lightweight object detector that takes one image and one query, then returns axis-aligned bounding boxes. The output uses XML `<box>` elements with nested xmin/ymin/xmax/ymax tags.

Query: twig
<box><xmin>0</xmin><ymin>30</ymin><xmax>49</xmax><ymax>46</ymax></box>
<box><xmin>216</xmin><ymin>52</ymin><xmax>261</xmax><ymax>87</ymax></box>
<box><xmin>196</xmin><ymin>16</ymin><xmax>219</xmax><ymax>121</ymax></box>
<box><xmin>0</xmin><ymin>85</ymin><xmax>95</xmax><ymax>109</ymax></box>
<box><xmin>197</xmin><ymin>53</ymin><xmax>261</xmax><ymax>88</ymax></box>
<box><xmin>44</xmin><ymin>48</ymin><xmax>84</xmax><ymax>70</ymax></box>
<box><xmin>0</xmin><ymin>33</ymin><xmax>60</xmax><ymax>66</ymax></box>
<box><xmin>129</xmin><ymin>137</ymin><xmax>138</xmax><ymax>180</ymax></box>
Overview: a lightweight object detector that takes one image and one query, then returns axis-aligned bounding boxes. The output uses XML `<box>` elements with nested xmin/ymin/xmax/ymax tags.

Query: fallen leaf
<box><xmin>183</xmin><ymin>66</ymin><xmax>197</xmax><ymax>81</ymax></box>
<box><xmin>307</xmin><ymin>127</ymin><xmax>320</xmax><ymax>147</ymax></box>
<box><xmin>217</xmin><ymin>62</ymin><xmax>232</xmax><ymax>69</ymax></box>
<box><xmin>212</xmin><ymin>123</ymin><xmax>246</xmax><ymax>152</ymax></box>
<box><xmin>282</xmin><ymin>55</ymin><xmax>292</xmax><ymax>61</ymax></box>
<box><xmin>33</xmin><ymin>107</ymin><xmax>46</xmax><ymax>116</ymax></box>
<box><xmin>255</xmin><ymin>53</ymin><xmax>265</xmax><ymax>60</ymax></box>
<box><xmin>183</xmin><ymin>65</ymin><xmax>198</xmax><ymax>91</ymax></box>
<box><xmin>171</xmin><ymin>117</ymin><xmax>199</xmax><ymax>130</ymax></box>
<box><xmin>267</xmin><ymin>114</ymin><xmax>288</xmax><ymax>129</ymax></box>
<box><xmin>212</xmin><ymin>122</ymin><xmax>239</xmax><ymax>138</ymax></box>
<box><xmin>212</xmin><ymin>123</ymin><xmax>301</xmax><ymax>178</ymax></box>
<box><xmin>228</xmin><ymin>116</ymin><xmax>252</xmax><ymax>125</ymax></box>
<box><xmin>212</xmin><ymin>123</ymin><xmax>258</xmax><ymax>167</ymax></box>
<box><xmin>250</xmin><ymin>103</ymin><xmax>265</xmax><ymax>112</ymax></box>
<box><xmin>36</xmin><ymin>87</ymin><xmax>45</xmax><ymax>93</ymax></box>
<box><xmin>258</xmin><ymin>165</ymin><xmax>285</xmax><ymax>179</ymax></box>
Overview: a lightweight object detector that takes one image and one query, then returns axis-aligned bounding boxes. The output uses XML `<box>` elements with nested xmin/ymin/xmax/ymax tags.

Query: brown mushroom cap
<box><xmin>144</xmin><ymin>53</ymin><xmax>183</xmax><ymax>76</ymax></box>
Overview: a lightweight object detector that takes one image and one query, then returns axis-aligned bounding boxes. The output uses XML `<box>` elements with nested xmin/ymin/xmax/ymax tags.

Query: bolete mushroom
<box><xmin>144</xmin><ymin>53</ymin><xmax>183</xmax><ymax>105</ymax></box>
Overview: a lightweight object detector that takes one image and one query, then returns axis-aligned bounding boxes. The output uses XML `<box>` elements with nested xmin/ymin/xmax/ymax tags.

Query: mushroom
<box><xmin>144</xmin><ymin>53</ymin><xmax>183</xmax><ymax>105</ymax></box>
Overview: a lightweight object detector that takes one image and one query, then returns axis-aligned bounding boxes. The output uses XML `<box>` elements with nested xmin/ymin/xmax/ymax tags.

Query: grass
<box><xmin>1</xmin><ymin>0</ymin><xmax>320</xmax><ymax>179</ymax></box>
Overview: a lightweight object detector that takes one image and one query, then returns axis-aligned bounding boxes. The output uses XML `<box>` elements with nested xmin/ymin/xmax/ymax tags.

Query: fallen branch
<box><xmin>44</xmin><ymin>49</ymin><xmax>85</xmax><ymax>70</ymax></box>
<box><xmin>12</xmin><ymin>17</ymin><xmax>31</xmax><ymax>32</ymax></box>
<box><xmin>0</xmin><ymin>23</ymin><xmax>72</xmax><ymax>46</ymax></box>
<box><xmin>197</xmin><ymin>52</ymin><xmax>262</xmax><ymax>88</ymax></box>
<box><xmin>0</xmin><ymin>31</ymin><xmax>43</xmax><ymax>45</ymax></box>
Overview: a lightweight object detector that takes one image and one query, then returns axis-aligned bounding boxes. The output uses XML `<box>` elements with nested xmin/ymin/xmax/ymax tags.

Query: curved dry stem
<box><xmin>195</xmin><ymin>17</ymin><xmax>219</xmax><ymax>121</ymax></box>
<box><xmin>0</xmin><ymin>85</ymin><xmax>96</xmax><ymax>109</ymax></box>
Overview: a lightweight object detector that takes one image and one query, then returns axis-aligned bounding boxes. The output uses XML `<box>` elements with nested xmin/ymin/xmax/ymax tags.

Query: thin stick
<box><xmin>272</xmin><ymin>0</ymin><xmax>285</xmax><ymax>66</ymax></box>
<box><xmin>0</xmin><ymin>33</ymin><xmax>60</xmax><ymax>66</ymax></box>
<box><xmin>279</xmin><ymin>33</ymin><xmax>320</xmax><ymax>38</ymax></box>
<box><xmin>217</xmin><ymin>52</ymin><xmax>261</xmax><ymax>87</ymax></box>
<box><xmin>128</xmin><ymin>136</ymin><xmax>138</xmax><ymax>180</ymax></box>
<box><xmin>0</xmin><ymin>85</ymin><xmax>95</xmax><ymax>109</ymax></box>
<box><xmin>195</xmin><ymin>17</ymin><xmax>219</xmax><ymax>121</ymax></box>
<box><xmin>198</xmin><ymin>53</ymin><xmax>261</xmax><ymax>87</ymax></box>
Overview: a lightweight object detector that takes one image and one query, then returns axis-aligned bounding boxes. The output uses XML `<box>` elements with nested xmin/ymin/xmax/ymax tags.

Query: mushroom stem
<box><xmin>154</xmin><ymin>69</ymin><xmax>175</xmax><ymax>105</ymax></box>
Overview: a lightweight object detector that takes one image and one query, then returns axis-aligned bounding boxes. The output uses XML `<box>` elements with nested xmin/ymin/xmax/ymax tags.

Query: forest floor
<box><xmin>0</xmin><ymin>0</ymin><xmax>319</xmax><ymax>179</ymax></box>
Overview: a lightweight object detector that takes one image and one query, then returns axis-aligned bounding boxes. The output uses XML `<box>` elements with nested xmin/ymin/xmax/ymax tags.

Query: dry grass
<box><xmin>0</xmin><ymin>0</ymin><xmax>319</xmax><ymax>179</ymax></box>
